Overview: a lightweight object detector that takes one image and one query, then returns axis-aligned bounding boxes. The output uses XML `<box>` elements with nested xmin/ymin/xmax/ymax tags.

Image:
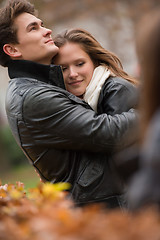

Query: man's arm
<box><xmin>23</xmin><ymin>86</ymin><xmax>138</xmax><ymax>152</ymax></box>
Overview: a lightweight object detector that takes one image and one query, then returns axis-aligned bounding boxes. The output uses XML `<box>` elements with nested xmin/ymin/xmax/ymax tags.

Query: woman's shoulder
<box><xmin>107</xmin><ymin>76</ymin><xmax>136</xmax><ymax>88</ymax></box>
<box><xmin>102</xmin><ymin>76</ymin><xmax>137</xmax><ymax>94</ymax></box>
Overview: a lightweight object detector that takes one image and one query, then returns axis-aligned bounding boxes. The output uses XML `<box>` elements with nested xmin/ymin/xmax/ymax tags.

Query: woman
<box><xmin>53</xmin><ymin>28</ymin><xmax>138</xmax><ymax>115</ymax></box>
<box><xmin>125</xmin><ymin>9</ymin><xmax>160</xmax><ymax>210</ymax></box>
<box><xmin>52</xmin><ymin>28</ymin><xmax>139</xmax><ymax>209</ymax></box>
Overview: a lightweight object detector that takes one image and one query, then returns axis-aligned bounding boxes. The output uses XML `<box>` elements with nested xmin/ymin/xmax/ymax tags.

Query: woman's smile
<box><xmin>54</xmin><ymin>42</ymin><xmax>95</xmax><ymax>97</ymax></box>
<box><xmin>68</xmin><ymin>80</ymin><xmax>84</xmax><ymax>86</ymax></box>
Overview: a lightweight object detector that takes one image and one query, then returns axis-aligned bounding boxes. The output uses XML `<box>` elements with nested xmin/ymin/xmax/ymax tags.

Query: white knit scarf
<box><xmin>83</xmin><ymin>65</ymin><xmax>113</xmax><ymax>112</ymax></box>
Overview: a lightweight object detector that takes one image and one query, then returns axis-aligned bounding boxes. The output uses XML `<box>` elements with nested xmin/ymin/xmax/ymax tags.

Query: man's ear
<box><xmin>3</xmin><ymin>44</ymin><xmax>22</xmax><ymax>58</ymax></box>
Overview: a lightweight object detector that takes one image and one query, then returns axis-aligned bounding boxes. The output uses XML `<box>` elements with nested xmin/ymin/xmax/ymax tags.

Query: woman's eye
<box><xmin>62</xmin><ymin>67</ymin><xmax>67</xmax><ymax>71</ymax></box>
<box><xmin>78</xmin><ymin>62</ymin><xmax>84</xmax><ymax>67</ymax></box>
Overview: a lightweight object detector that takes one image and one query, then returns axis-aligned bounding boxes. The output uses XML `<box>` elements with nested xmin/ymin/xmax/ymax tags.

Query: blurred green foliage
<box><xmin>0</xmin><ymin>125</ymin><xmax>27</xmax><ymax>171</ymax></box>
<box><xmin>1</xmin><ymin>164</ymin><xmax>40</xmax><ymax>189</ymax></box>
<box><xmin>0</xmin><ymin>125</ymin><xmax>40</xmax><ymax>189</ymax></box>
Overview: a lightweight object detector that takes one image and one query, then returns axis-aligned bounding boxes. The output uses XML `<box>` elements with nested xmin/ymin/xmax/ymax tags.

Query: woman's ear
<box><xmin>3</xmin><ymin>44</ymin><xmax>22</xmax><ymax>58</ymax></box>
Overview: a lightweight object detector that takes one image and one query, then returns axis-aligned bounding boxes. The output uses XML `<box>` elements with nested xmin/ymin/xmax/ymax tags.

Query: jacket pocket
<box><xmin>78</xmin><ymin>160</ymin><xmax>103</xmax><ymax>187</ymax></box>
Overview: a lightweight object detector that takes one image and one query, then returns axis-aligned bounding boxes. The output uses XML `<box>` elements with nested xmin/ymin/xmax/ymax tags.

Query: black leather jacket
<box><xmin>6</xmin><ymin>60</ymin><xmax>138</xmax><ymax>207</ymax></box>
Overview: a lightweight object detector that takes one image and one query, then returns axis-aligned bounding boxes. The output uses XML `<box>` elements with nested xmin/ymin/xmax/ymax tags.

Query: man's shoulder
<box><xmin>9</xmin><ymin>76</ymin><xmax>62</xmax><ymax>95</ymax></box>
<box><xmin>7</xmin><ymin>76</ymin><xmax>66</xmax><ymax>111</ymax></box>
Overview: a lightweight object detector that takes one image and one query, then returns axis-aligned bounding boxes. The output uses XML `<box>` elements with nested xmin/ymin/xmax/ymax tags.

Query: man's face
<box><xmin>13</xmin><ymin>12</ymin><xmax>59</xmax><ymax>64</ymax></box>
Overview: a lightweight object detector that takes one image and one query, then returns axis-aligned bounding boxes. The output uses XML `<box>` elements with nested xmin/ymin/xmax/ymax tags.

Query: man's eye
<box><xmin>30</xmin><ymin>27</ymin><xmax>37</xmax><ymax>31</ymax></box>
<box><xmin>41</xmin><ymin>22</ymin><xmax>45</xmax><ymax>27</ymax></box>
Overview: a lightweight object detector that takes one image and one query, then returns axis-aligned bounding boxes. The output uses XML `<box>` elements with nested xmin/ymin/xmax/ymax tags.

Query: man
<box><xmin>0</xmin><ymin>0</ymin><xmax>138</xmax><ymax>207</ymax></box>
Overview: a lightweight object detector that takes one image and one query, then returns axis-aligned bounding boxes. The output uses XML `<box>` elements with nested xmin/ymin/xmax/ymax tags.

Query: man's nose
<box><xmin>43</xmin><ymin>27</ymin><xmax>52</xmax><ymax>36</ymax></box>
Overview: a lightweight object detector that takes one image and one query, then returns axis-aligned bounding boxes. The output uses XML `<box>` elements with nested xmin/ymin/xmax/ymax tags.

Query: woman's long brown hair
<box><xmin>53</xmin><ymin>28</ymin><xmax>138</xmax><ymax>85</ymax></box>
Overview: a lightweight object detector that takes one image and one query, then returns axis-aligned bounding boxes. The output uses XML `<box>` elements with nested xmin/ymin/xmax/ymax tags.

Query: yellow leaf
<box><xmin>9</xmin><ymin>189</ymin><xmax>23</xmax><ymax>200</ymax></box>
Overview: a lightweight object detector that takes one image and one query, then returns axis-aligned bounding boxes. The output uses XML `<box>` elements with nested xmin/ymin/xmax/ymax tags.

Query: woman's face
<box><xmin>54</xmin><ymin>42</ymin><xmax>95</xmax><ymax>97</ymax></box>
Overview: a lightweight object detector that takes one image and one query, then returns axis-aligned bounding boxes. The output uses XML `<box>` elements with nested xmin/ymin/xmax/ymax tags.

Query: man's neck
<box><xmin>8</xmin><ymin>59</ymin><xmax>65</xmax><ymax>89</ymax></box>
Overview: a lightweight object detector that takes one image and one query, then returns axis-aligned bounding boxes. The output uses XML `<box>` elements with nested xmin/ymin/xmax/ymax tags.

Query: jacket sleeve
<box><xmin>23</xmin><ymin>86</ymin><xmax>138</xmax><ymax>153</ymax></box>
<box><xmin>97</xmin><ymin>77</ymin><xmax>138</xmax><ymax>115</ymax></box>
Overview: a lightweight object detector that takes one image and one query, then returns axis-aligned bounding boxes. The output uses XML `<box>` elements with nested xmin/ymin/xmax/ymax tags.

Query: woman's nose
<box><xmin>69</xmin><ymin>68</ymin><xmax>78</xmax><ymax>78</ymax></box>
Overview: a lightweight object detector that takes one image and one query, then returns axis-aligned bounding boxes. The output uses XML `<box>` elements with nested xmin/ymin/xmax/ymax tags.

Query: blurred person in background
<box><xmin>53</xmin><ymin>28</ymin><xmax>138</xmax><ymax>208</ymax></box>
<box><xmin>0</xmin><ymin>0</ymin><xmax>138</xmax><ymax>209</ymax></box>
<box><xmin>125</xmin><ymin>9</ymin><xmax>160</xmax><ymax>210</ymax></box>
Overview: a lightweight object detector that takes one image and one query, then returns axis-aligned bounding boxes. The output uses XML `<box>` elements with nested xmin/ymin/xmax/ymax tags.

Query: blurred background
<box><xmin>0</xmin><ymin>0</ymin><xmax>159</xmax><ymax>189</ymax></box>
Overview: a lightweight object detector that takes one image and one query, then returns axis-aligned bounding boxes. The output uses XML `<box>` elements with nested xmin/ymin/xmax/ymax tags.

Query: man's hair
<box><xmin>0</xmin><ymin>0</ymin><xmax>36</xmax><ymax>67</ymax></box>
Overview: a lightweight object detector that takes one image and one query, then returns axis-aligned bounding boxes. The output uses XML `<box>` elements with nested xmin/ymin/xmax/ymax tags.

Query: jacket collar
<box><xmin>8</xmin><ymin>59</ymin><xmax>65</xmax><ymax>89</ymax></box>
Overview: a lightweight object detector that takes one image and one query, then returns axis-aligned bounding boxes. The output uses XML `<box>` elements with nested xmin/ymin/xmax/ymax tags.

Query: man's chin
<box><xmin>51</xmin><ymin>48</ymin><xmax>59</xmax><ymax>64</ymax></box>
<box><xmin>52</xmin><ymin>46</ymin><xmax>59</xmax><ymax>57</ymax></box>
